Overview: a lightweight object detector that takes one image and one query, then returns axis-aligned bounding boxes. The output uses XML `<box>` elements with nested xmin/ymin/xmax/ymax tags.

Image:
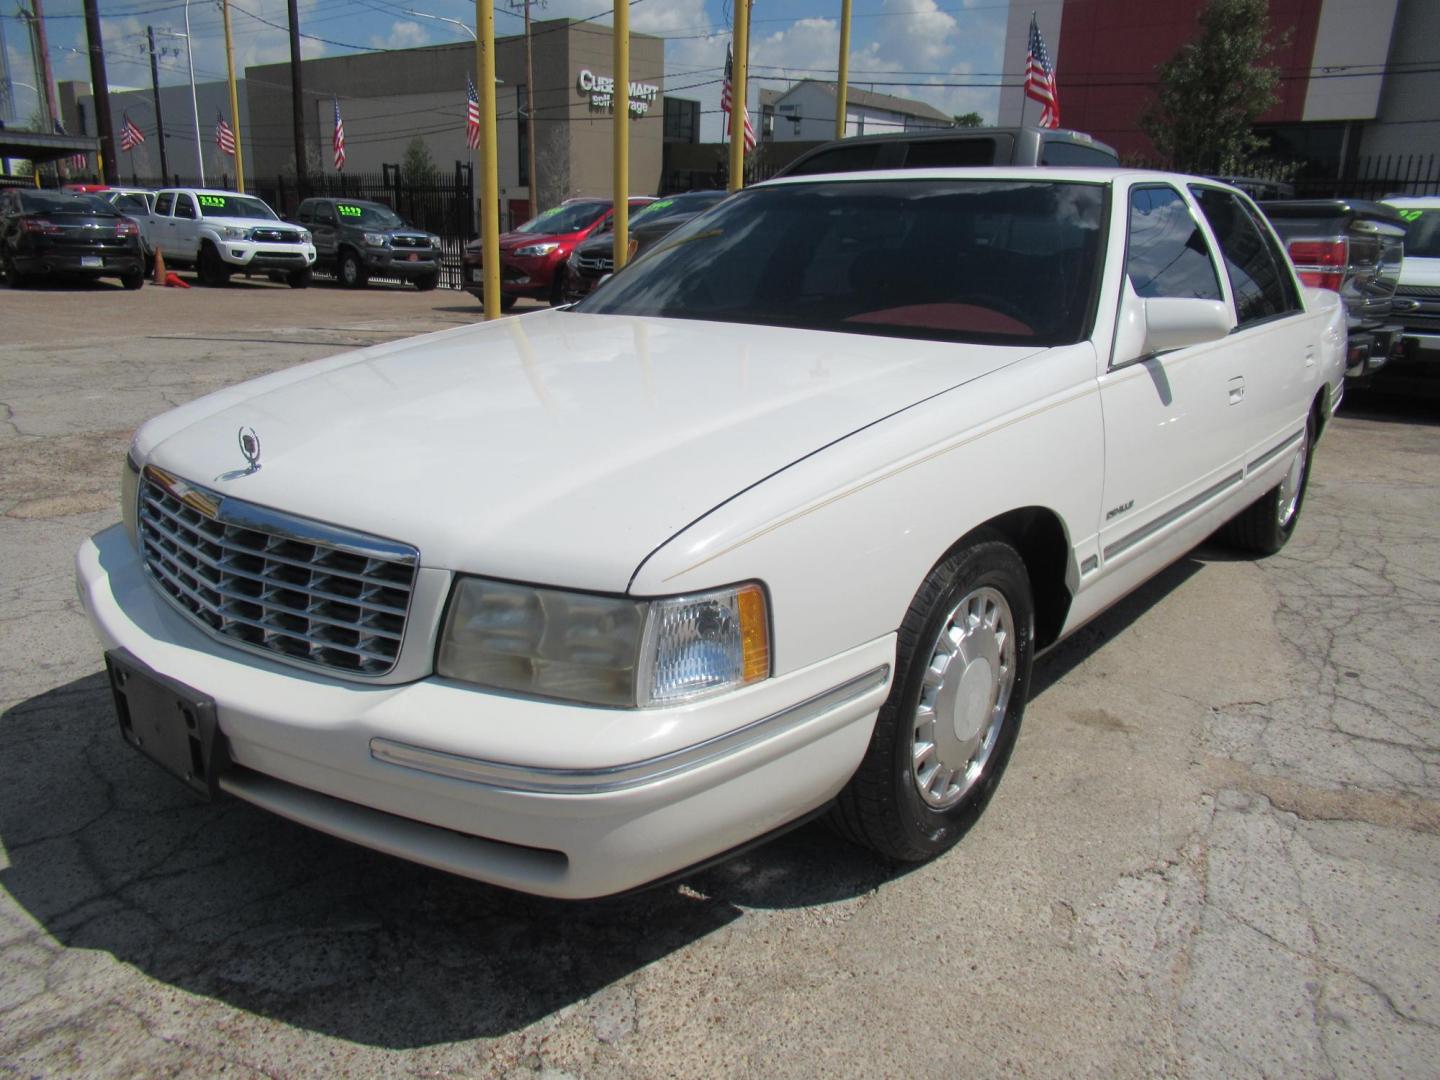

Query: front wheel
<box><xmin>286</xmin><ymin>268</ymin><xmax>312</xmax><ymax>289</ymax></box>
<box><xmin>198</xmin><ymin>243</ymin><xmax>230</xmax><ymax>287</ymax></box>
<box><xmin>338</xmin><ymin>250</ymin><xmax>368</xmax><ymax>289</ymax></box>
<box><xmin>414</xmin><ymin>271</ymin><xmax>439</xmax><ymax>292</ymax></box>
<box><xmin>830</xmin><ymin>534</ymin><xmax>1034</xmax><ymax>861</ymax></box>
<box><xmin>1221</xmin><ymin>413</ymin><xmax>1314</xmax><ymax>555</ymax></box>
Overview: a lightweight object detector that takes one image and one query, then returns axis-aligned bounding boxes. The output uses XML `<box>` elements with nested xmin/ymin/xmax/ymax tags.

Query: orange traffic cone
<box><xmin>152</xmin><ymin>247</ymin><xmax>166</xmax><ymax>286</ymax></box>
<box><xmin>164</xmin><ymin>271</ymin><xmax>191</xmax><ymax>289</ymax></box>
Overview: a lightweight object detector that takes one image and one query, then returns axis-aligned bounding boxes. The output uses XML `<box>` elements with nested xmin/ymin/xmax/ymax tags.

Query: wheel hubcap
<box><xmin>911</xmin><ymin>586</ymin><xmax>1016</xmax><ymax>810</ymax></box>
<box><xmin>1277</xmin><ymin>429</ymin><xmax>1308</xmax><ymax>528</ymax></box>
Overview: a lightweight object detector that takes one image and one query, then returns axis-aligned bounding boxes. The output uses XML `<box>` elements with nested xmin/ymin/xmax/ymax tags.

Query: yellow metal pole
<box><xmin>836</xmin><ymin>0</ymin><xmax>851</xmax><ymax>139</ymax></box>
<box><xmin>221</xmin><ymin>0</ymin><xmax>245</xmax><ymax>189</ymax></box>
<box><xmin>477</xmin><ymin>0</ymin><xmax>500</xmax><ymax>319</ymax></box>
<box><xmin>612</xmin><ymin>0</ymin><xmax>629</xmax><ymax>271</ymax></box>
<box><xmin>727</xmin><ymin>0</ymin><xmax>750</xmax><ymax>193</ymax></box>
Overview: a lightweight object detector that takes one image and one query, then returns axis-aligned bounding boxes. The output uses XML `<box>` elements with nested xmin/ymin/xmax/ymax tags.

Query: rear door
<box><xmin>1189</xmin><ymin>185</ymin><xmax>1311</xmax><ymax>481</ymax></box>
<box><xmin>311</xmin><ymin>201</ymin><xmax>340</xmax><ymax>263</ymax></box>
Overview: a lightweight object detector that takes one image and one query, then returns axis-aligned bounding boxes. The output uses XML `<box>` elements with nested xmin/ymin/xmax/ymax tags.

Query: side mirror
<box><xmin>1113</xmin><ymin>277</ymin><xmax>1234</xmax><ymax>366</ymax></box>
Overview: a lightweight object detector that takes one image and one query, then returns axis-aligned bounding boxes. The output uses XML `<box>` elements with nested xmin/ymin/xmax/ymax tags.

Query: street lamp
<box><xmin>402</xmin><ymin>9</ymin><xmax>475</xmax><ymax>39</ymax></box>
<box><xmin>155</xmin><ymin>0</ymin><xmax>204</xmax><ymax>184</ymax></box>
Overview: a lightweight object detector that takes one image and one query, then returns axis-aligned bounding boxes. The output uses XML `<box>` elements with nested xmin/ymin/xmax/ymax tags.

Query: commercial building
<box><xmin>758</xmin><ymin>82</ymin><xmax>954</xmax><ymax>142</ymax></box>
<box><xmin>997</xmin><ymin>0</ymin><xmax>1436</xmax><ymax>176</ymax></box>
<box><xmin>243</xmin><ymin>19</ymin><xmax>664</xmax><ymax>220</ymax></box>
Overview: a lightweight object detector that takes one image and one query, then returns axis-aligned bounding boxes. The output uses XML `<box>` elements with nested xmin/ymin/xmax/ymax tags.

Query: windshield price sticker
<box><xmin>198</xmin><ymin>195</ymin><xmax>229</xmax><ymax>208</ymax></box>
<box><xmin>338</xmin><ymin>205</ymin><xmax>364</xmax><ymax>217</ymax></box>
<box><xmin>1398</xmin><ymin>209</ymin><xmax>1424</xmax><ymax>222</ymax></box>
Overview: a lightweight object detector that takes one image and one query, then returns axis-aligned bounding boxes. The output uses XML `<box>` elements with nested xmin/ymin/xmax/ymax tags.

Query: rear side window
<box><xmin>786</xmin><ymin>143</ymin><xmax>886</xmax><ymax>176</ymax></box>
<box><xmin>1125</xmin><ymin>185</ymin><xmax>1222</xmax><ymax>300</ymax></box>
<box><xmin>154</xmin><ymin>192</ymin><xmax>174</xmax><ymax>216</ymax></box>
<box><xmin>903</xmin><ymin>139</ymin><xmax>1000</xmax><ymax>168</ymax></box>
<box><xmin>1191</xmin><ymin>187</ymin><xmax>1301</xmax><ymax>325</ymax></box>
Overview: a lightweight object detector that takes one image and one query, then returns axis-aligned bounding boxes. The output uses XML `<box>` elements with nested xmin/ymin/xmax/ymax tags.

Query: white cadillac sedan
<box><xmin>76</xmin><ymin>169</ymin><xmax>1345</xmax><ymax>898</ymax></box>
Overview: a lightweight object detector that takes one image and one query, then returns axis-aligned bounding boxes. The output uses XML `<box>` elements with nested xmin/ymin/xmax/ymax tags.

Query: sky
<box><xmin>1</xmin><ymin>0</ymin><xmax>1018</xmax><ymax>144</ymax></box>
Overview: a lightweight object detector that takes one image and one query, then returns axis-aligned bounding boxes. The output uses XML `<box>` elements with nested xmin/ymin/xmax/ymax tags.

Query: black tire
<box><xmin>1221</xmin><ymin>412</ymin><xmax>1315</xmax><ymax>556</ymax></box>
<box><xmin>830</xmin><ymin>533</ymin><xmax>1034</xmax><ymax>862</ymax></box>
<box><xmin>500</xmin><ymin>293</ymin><xmax>517</xmax><ymax>312</ymax></box>
<box><xmin>338</xmin><ymin>249</ymin><xmax>368</xmax><ymax>289</ymax></box>
<box><xmin>549</xmin><ymin>273</ymin><xmax>567</xmax><ymax>306</ymax></box>
<box><xmin>120</xmin><ymin>268</ymin><xmax>144</xmax><ymax>291</ymax></box>
<box><xmin>287</xmin><ymin>268</ymin><xmax>312</xmax><ymax>289</ymax></box>
<box><xmin>4</xmin><ymin>254</ymin><xmax>27</xmax><ymax>288</ymax></box>
<box><xmin>267</xmin><ymin>271</ymin><xmax>288</xmax><ymax>284</ymax></box>
<box><xmin>198</xmin><ymin>243</ymin><xmax>230</xmax><ymax>287</ymax></box>
<box><xmin>414</xmin><ymin>271</ymin><xmax>439</xmax><ymax>291</ymax></box>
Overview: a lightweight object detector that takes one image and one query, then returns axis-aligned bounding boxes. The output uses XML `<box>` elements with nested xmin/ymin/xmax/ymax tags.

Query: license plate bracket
<box><xmin>105</xmin><ymin>650</ymin><xmax>229</xmax><ymax>799</ymax></box>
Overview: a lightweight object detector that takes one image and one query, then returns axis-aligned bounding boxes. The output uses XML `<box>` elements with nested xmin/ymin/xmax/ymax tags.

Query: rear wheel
<box><xmin>1222</xmin><ymin>413</ymin><xmax>1314</xmax><ymax>555</ymax></box>
<box><xmin>3</xmin><ymin>253</ymin><xmax>27</xmax><ymax>288</ymax></box>
<box><xmin>198</xmin><ymin>243</ymin><xmax>230</xmax><ymax>287</ymax></box>
<box><xmin>120</xmin><ymin>268</ymin><xmax>144</xmax><ymax>291</ymax></box>
<box><xmin>286</xmin><ymin>268</ymin><xmax>312</xmax><ymax>289</ymax></box>
<box><xmin>338</xmin><ymin>249</ymin><xmax>368</xmax><ymax>289</ymax></box>
<box><xmin>830</xmin><ymin>534</ymin><xmax>1034</xmax><ymax>861</ymax></box>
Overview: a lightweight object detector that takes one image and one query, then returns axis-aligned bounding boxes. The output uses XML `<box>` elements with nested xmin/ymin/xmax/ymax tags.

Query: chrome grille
<box><xmin>575</xmin><ymin>252</ymin><xmax>614</xmax><ymax>277</ymax></box>
<box><xmin>138</xmin><ymin>469</ymin><xmax>417</xmax><ymax>676</ymax></box>
<box><xmin>251</xmin><ymin>227</ymin><xmax>300</xmax><ymax>244</ymax></box>
<box><xmin>392</xmin><ymin>234</ymin><xmax>430</xmax><ymax>249</ymax></box>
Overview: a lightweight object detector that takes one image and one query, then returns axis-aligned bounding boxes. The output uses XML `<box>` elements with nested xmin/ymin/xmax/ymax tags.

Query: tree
<box><xmin>952</xmin><ymin>112</ymin><xmax>984</xmax><ymax>128</ymax></box>
<box><xmin>1141</xmin><ymin>0</ymin><xmax>1286</xmax><ymax>174</ymax></box>
<box><xmin>400</xmin><ymin>137</ymin><xmax>438</xmax><ymax>185</ymax></box>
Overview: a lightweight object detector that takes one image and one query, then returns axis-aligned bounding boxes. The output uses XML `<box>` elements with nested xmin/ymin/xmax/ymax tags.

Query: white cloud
<box><xmin>370</xmin><ymin>20</ymin><xmax>432</xmax><ymax>51</ymax></box>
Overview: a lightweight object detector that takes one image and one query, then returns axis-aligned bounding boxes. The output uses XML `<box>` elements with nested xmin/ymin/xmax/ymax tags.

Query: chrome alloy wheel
<box><xmin>1277</xmin><ymin>427</ymin><xmax>1309</xmax><ymax>529</ymax></box>
<box><xmin>911</xmin><ymin>586</ymin><xmax>1016</xmax><ymax>810</ymax></box>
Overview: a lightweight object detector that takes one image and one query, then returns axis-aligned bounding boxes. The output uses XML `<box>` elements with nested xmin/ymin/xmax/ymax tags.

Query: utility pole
<box><xmin>81</xmin><ymin>0</ymin><xmax>116</xmax><ymax>183</ymax></box>
<box><xmin>727</xmin><ymin>0</ymin><xmax>750</xmax><ymax>192</ymax></box>
<box><xmin>611</xmin><ymin>0</ymin><xmax>627</xmax><ymax>270</ymax></box>
<box><xmin>835</xmin><ymin>0</ymin><xmax>851</xmax><ymax>139</ymax></box>
<box><xmin>523</xmin><ymin>0</ymin><xmax>538</xmax><ymax>215</ymax></box>
<box><xmin>287</xmin><ymin>0</ymin><xmax>307</xmax><ymax>194</ymax></box>
<box><xmin>146</xmin><ymin>26</ymin><xmax>169</xmax><ymax>179</ymax></box>
<box><xmin>220</xmin><ymin>0</ymin><xmax>245</xmax><ymax>189</ymax></box>
<box><xmin>25</xmin><ymin>0</ymin><xmax>59</xmax><ymax>133</ymax></box>
<box><xmin>476</xmin><ymin>0</ymin><xmax>499</xmax><ymax>319</ymax></box>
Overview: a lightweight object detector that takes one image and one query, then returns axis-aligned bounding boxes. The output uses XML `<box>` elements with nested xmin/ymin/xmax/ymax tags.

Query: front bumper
<box><xmin>363</xmin><ymin>247</ymin><xmax>440</xmax><ymax>278</ymax></box>
<box><xmin>217</xmin><ymin>241</ymin><xmax>317</xmax><ymax>271</ymax></box>
<box><xmin>76</xmin><ymin>525</ymin><xmax>893</xmax><ymax>898</ymax></box>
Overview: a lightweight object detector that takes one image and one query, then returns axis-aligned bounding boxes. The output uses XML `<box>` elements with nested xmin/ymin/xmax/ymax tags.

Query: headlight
<box><xmin>514</xmin><ymin>242</ymin><xmax>559</xmax><ymax>257</ymax></box>
<box><xmin>120</xmin><ymin>449</ymin><xmax>141</xmax><ymax>550</ymax></box>
<box><xmin>437</xmin><ymin>579</ymin><xmax>770</xmax><ymax>707</ymax></box>
<box><xmin>363</xmin><ymin>232</ymin><xmax>388</xmax><ymax>247</ymax></box>
<box><xmin>220</xmin><ymin>226</ymin><xmax>249</xmax><ymax>240</ymax></box>
<box><xmin>430</xmin><ymin>235</ymin><xmax>442</xmax><ymax>249</ymax></box>
<box><xmin>299</xmin><ymin>229</ymin><xmax>312</xmax><ymax>244</ymax></box>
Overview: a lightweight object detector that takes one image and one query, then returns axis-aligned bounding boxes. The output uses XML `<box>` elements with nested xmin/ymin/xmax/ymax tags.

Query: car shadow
<box><xmin>0</xmin><ymin>551</ymin><xmax>1205</xmax><ymax>1047</ymax></box>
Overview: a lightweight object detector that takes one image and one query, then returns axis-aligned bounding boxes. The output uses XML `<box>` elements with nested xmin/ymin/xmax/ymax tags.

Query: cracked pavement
<box><xmin>2</xmin><ymin>281</ymin><xmax>1437</xmax><ymax>1078</ymax></box>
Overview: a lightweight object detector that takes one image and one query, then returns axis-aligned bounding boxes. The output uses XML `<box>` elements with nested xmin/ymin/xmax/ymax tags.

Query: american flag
<box><xmin>332</xmin><ymin>97</ymin><xmax>347</xmax><ymax>171</ymax></box>
<box><xmin>119</xmin><ymin>114</ymin><xmax>145</xmax><ymax>152</ymax></box>
<box><xmin>465</xmin><ymin>77</ymin><xmax>481</xmax><ymax>151</ymax></box>
<box><xmin>1025</xmin><ymin>13</ymin><xmax>1060</xmax><ymax>129</ymax></box>
<box><xmin>721</xmin><ymin>42</ymin><xmax>756</xmax><ymax>153</ymax></box>
<box><xmin>215</xmin><ymin>110</ymin><xmax>236</xmax><ymax>156</ymax></box>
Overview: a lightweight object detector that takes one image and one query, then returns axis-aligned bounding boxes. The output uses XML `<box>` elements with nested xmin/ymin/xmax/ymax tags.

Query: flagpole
<box><xmin>184</xmin><ymin>0</ymin><xmax>204</xmax><ymax>185</ymax></box>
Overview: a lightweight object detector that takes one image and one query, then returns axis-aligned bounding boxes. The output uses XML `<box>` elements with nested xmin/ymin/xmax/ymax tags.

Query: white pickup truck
<box><xmin>148</xmin><ymin>188</ymin><xmax>316</xmax><ymax>287</ymax></box>
<box><xmin>80</xmin><ymin>169</ymin><xmax>1345</xmax><ymax>898</ymax></box>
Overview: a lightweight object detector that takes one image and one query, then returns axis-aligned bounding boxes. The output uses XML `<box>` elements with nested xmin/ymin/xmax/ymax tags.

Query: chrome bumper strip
<box><xmin>1246</xmin><ymin>429</ymin><xmax>1303</xmax><ymax>475</ymax></box>
<box><xmin>370</xmin><ymin>665</ymin><xmax>892</xmax><ymax>795</ymax></box>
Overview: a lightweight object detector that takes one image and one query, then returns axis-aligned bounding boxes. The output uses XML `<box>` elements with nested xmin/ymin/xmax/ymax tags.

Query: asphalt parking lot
<box><xmin>1</xmin><ymin>278</ymin><xmax>1437</xmax><ymax>1079</ymax></box>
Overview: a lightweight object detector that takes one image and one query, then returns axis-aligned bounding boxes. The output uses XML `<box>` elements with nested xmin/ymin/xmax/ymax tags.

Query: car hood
<box><xmin>200</xmin><ymin>216</ymin><xmax>298</xmax><ymax>232</ymax></box>
<box><xmin>139</xmin><ymin>311</ymin><xmax>1038</xmax><ymax>592</ymax></box>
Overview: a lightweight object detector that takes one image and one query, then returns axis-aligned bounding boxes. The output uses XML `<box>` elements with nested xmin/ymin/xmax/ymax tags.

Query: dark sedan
<box><xmin>561</xmin><ymin>190</ymin><xmax>728</xmax><ymax>303</ymax></box>
<box><xmin>1</xmin><ymin>188</ymin><xmax>145</xmax><ymax>289</ymax></box>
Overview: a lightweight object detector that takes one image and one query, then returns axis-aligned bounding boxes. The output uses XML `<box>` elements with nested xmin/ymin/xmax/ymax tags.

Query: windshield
<box><xmin>635</xmin><ymin>191</ymin><xmax>726</xmax><ymax>224</ymax></box>
<box><xmin>111</xmin><ymin>193</ymin><xmax>151</xmax><ymax>214</ymax></box>
<box><xmin>335</xmin><ymin>202</ymin><xmax>405</xmax><ymax>228</ymax></box>
<box><xmin>515</xmin><ymin>200</ymin><xmax>609</xmax><ymax>235</ymax></box>
<box><xmin>575</xmin><ymin>179</ymin><xmax>1106</xmax><ymax>346</ymax></box>
<box><xmin>1395</xmin><ymin>208</ymin><xmax>1440</xmax><ymax>258</ymax></box>
<box><xmin>196</xmin><ymin>194</ymin><xmax>278</xmax><ymax>220</ymax></box>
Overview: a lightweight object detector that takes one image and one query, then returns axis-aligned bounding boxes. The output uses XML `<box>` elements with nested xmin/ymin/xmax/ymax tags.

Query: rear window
<box><xmin>1040</xmin><ymin>141</ymin><xmax>1119</xmax><ymax>166</ymax></box>
<box><xmin>576</xmin><ymin>179</ymin><xmax>1106</xmax><ymax>347</ymax></box>
<box><xmin>20</xmin><ymin>190</ymin><xmax>116</xmax><ymax>215</ymax></box>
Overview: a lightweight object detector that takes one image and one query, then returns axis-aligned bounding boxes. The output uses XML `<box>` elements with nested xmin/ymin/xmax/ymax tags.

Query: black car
<box><xmin>294</xmin><ymin>197</ymin><xmax>442</xmax><ymax>290</ymax></box>
<box><xmin>562</xmin><ymin>190</ymin><xmax>729</xmax><ymax>302</ymax></box>
<box><xmin>1</xmin><ymin>188</ymin><xmax>145</xmax><ymax>289</ymax></box>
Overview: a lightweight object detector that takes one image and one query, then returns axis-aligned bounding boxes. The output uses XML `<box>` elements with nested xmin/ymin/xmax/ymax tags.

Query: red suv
<box><xmin>463</xmin><ymin>197</ymin><xmax>653</xmax><ymax>310</ymax></box>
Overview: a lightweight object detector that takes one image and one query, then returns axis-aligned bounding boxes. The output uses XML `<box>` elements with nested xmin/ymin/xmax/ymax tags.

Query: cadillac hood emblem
<box><xmin>238</xmin><ymin>426</ymin><xmax>262</xmax><ymax>472</ymax></box>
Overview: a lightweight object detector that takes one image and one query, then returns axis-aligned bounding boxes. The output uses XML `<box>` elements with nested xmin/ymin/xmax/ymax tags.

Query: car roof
<box><xmin>754</xmin><ymin>166</ymin><xmax>1237</xmax><ymax>190</ymax></box>
<box><xmin>1380</xmin><ymin>195</ymin><xmax>1440</xmax><ymax>208</ymax></box>
<box><xmin>158</xmin><ymin>188</ymin><xmax>262</xmax><ymax>198</ymax></box>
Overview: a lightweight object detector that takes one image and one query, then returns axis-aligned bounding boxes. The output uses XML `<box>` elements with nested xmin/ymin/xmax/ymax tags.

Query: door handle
<box><xmin>1228</xmin><ymin>376</ymin><xmax>1245</xmax><ymax>404</ymax></box>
